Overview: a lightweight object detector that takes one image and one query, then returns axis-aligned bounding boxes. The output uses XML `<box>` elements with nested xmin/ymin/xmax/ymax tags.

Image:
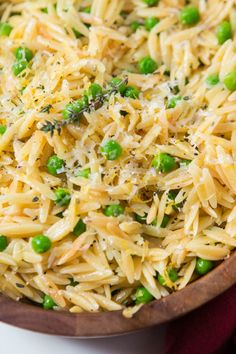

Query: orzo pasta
<box><xmin>0</xmin><ymin>0</ymin><xmax>236</xmax><ymax>317</ymax></box>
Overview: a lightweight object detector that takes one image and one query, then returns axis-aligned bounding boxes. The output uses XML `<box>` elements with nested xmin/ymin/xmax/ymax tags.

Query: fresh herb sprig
<box><xmin>41</xmin><ymin>77</ymin><xmax>128</xmax><ymax>136</ymax></box>
<box><xmin>40</xmin><ymin>104</ymin><xmax>52</xmax><ymax>113</ymax></box>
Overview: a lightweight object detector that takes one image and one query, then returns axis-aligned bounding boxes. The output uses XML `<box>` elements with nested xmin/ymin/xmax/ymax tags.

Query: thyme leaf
<box><xmin>40</xmin><ymin>104</ymin><xmax>52</xmax><ymax>113</ymax></box>
<box><xmin>41</xmin><ymin>77</ymin><xmax>128</xmax><ymax>136</ymax></box>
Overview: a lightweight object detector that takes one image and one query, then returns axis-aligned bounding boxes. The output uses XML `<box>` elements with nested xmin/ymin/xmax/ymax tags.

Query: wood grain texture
<box><xmin>0</xmin><ymin>251</ymin><xmax>236</xmax><ymax>337</ymax></box>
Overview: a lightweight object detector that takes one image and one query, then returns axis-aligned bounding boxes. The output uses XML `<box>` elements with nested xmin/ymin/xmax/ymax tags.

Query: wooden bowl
<box><xmin>0</xmin><ymin>252</ymin><xmax>236</xmax><ymax>337</ymax></box>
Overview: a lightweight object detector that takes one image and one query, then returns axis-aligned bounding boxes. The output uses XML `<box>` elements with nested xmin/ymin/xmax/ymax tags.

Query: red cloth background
<box><xmin>165</xmin><ymin>284</ymin><xmax>236</xmax><ymax>354</ymax></box>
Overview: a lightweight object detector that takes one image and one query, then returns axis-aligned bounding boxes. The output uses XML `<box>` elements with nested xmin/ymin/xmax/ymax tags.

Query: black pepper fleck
<box><xmin>32</xmin><ymin>196</ymin><xmax>39</xmax><ymax>202</ymax></box>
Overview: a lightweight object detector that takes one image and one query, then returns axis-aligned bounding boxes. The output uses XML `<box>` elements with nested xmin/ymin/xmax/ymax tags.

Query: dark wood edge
<box><xmin>0</xmin><ymin>251</ymin><xmax>236</xmax><ymax>337</ymax></box>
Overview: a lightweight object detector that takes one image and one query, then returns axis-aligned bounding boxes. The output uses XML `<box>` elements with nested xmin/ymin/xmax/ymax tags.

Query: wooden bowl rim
<box><xmin>0</xmin><ymin>251</ymin><xmax>236</xmax><ymax>337</ymax></box>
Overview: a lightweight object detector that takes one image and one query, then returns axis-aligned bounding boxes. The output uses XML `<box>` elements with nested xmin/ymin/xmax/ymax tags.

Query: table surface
<box><xmin>0</xmin><ymin>322</ymin><xmax>166</xmax><ymax>354</ymax></box>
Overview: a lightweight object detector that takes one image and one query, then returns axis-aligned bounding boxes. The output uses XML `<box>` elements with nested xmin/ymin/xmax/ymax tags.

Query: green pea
<box><xmin>196</xmin><ymin>257</ymin><xmax>213</xmax><ymax>275</ymax></box>
<box><xmin>100</xmin><ymin>139</ymin><xmax>123</xmax><ymax>160</ymax></box>
<box><xmin>41</xmin><ymin>7</ymin><xmax>48</xmax><ymax>14</ymax></box>
<box><xmin>160</xmin><ymin>214</ymin><xmax>170</xmax><ymax>228</ymax></box>
<box><xmin>12</xmin><ymin>60</ymin><xmax>28</xmax><ymax>76</ymax></box>
<box><xmin>123</xmin><ymin>86</ymin><xmax>140</xmax><ymax>99</ymax></box>
<box><xmin>135</xmin><ymin>286</ymin><xmax>153</xmax><ymax>304</ymax></box>
<box><xmin>180</xmin><ymin>159</ymin><xmax>192</xmax><ymax>167</ymax></box>
<box><xmin>168</xmin><ymin>268</ymin><xmax>179</xmax><ymax>282</ymax></box>
<box><xmin>32</xmin><ymin>234</ymin><xmax>51</xmax><ymax>254</ymax></box>
<box><xmin>54</xmin><ymin>188</ymin><xmax>71</xmax><ymax>206</ymax></box>
<box><xmin>82</xmin><ymin>7</ymin><xmax>91</xmax><ymax>13</ymax></box>
<box><xmin>168</xmin><ymin>189</ymin><xmax>184</xmax><ymax>212</ymax></box>
<box><xmin>158</xmin><ymin>269</ymin><xmax>178</xmax><ymax>285</ymax></box>
<box><xmin>73</xmin><ymin>218</ymin><xmax>86</xmax><ymax>236</ymax></box>
<box><xmin>152</xmin><ymin>152</ymin><xmax>177</xmax><ymax>173</ymax></box>
<box><xmin>63</xmin><ymin>102</ymin><xmax>80</xmax><ymax>120</ymax></box>
<box><xmin>103</xmin><ymin>204</ymin><xmax>124</xmax><ymax>217</ymax></box>
<box><xmin>180</xmin><ymin>6</ymin><xmax>200</xmax><ymax>26</ymax></box>
<box><xmin>15</xmin><ymin>47</ymin><xmax>34</xmax><ymax>62</ymax></box>
<box><xmin>157</xmin><ymin>273</ymin><xmax>166</xmax><ymax>286</ymax></box>
<box><xmin>167</xmin><ymin>96</ymin><xmax>182</xmax><ymax>109</ymax></box>
<box><xmin>134</xmin><ymin>213</ymin><xmax>157</xmax><ymax>226</ymax></box>
<box><xmin>62</xmin><ymin>98</ymin><xmax>86</xmax><ymax>120</ymax></box>
<box><xmin>144</xmin><ymin>17</ymin><xmax>159</xmax><ymax>31</ymax></box>
<box><xmin>0</xmin><ymin>235</ymin><xmax>8</xmax><ymax>252</ymax></box>
<box><xmin>75</xmin><ymin>168</ymin><xmax>91</xmax><ymax>179</ymax></box>
<box><xmin>131</xmin><ymin>21</ymin><xmax>141</xmax><ymax>32</ymax></box>
<box><xmin>0</xmin><ymin>125</ymin><xmax>7</xmax><ymax>135</ymax></box>
<box><xmin>138</xmin><ymin>56</ymin><xmax>158</xmax><ymax>74</ymax></box>
<box><xmin>205</xmin><ymin>73</ymin><xmax>220</xmax><ymax>86</ymax></box>
<box><xmin>47</xmin><ymin>155</ymin><xmax>65</xmax><ymax>175</ymax></box>
<box><xmin>134</xmin><ymin>213</ymin><xmax>147</xmax><ymax>224</ymax></box>
<box><xmin>88</xmin><ymin>83</ymin><xmax>103</xmax><ymax>99</ymax></box>
<box><xmin>108</xmin><ymin>77</ymin><xmax>127</xmax><ymax>94</ymax></box>
<box><xmin>43</xmin><ymin>295</ymin><xmax>56</xmax><ymax>309</ymax></box>
<box><xmin>82</xmin><ymin>94</ymin><xmax>89</xmax><ymax>105</ymax></box>
<box><xmin>150</xmin><ymin>218</ymin><xmax>157</xmax><ymax>226</ymax></box>
<box><xmin>216</xmin><ymin>21</ymin><xmax>232</xmax><ymax>45</ymax></box>
<box><xmin>72</xmin><ymin>28</ymin><xmax>83</xmax><ymax>38</ymax></box>
<box><xmin>168</xmin><ymin>189</ymin><xmax>179</xmax><ymax>201</ymax></box>
<box><xmin>223</xmin><ymin>70</ymin><xmax>236</xmax><ymax>91</ymax></box>
<box><xmin>143</xmin><ymin>0</ymin><xmax>159</xmax><ymax>6</ymax></box>
<box><xmin>0</xmin><ymin>22</ymin><xmax>13</xmax><ymax>36</ymax></box>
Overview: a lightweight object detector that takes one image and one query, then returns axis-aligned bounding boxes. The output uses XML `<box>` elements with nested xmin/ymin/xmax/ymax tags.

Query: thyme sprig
<box><xmin>40</xmin><ymin>104</ymin><xmax>52</xmax><ymax>114</ymax></box>
<box><xmin>40</xmin><ymin>77</ymin><xmax>128</xmax><ymax>136</ymax></box>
